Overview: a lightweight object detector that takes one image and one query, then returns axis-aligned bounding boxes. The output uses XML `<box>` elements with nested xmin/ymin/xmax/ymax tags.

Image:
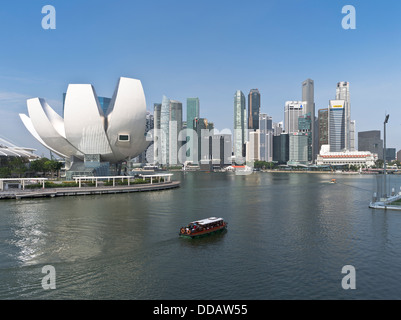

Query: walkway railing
<box><xmin>0</xmin><ymin>178</ymin><xmax>48</xmax><ymax>191</ymax></box>
<box><xmin>73</xmin><ymin>174</ymin><xmax>173</xmax><ymax>188</ymax></box>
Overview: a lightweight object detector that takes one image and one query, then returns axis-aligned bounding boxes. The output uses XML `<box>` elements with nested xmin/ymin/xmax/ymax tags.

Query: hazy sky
<box><xmin>1</xmin><ymin>0</ymin><xmax>401</xmax><ymax>156</ymax></box>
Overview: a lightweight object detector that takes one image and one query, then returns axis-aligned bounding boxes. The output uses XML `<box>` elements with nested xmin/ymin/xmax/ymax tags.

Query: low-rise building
<box><xmin>317</xmin><ymin>145</ymin><xmax>377</xmax><ymax>167</ymax></box>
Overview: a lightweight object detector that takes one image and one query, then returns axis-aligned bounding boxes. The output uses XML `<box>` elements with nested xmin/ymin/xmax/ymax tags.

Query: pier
<box><xmin>0</xmin><ymin>174</ymin><xmax>180</xmax><ymax>200</ymax></box>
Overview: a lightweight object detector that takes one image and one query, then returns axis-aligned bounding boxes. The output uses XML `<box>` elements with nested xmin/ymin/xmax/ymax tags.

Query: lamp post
<box><xmin>383</xmin><ymin>114</ymin><xmax>389</xmax><ymax>198</ymax></box>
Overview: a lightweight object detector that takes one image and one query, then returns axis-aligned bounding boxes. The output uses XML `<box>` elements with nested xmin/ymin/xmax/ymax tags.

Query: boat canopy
<box><xmin>190</xmin><ymin>217</ymin><xmax>223</xmax><ymax>226</ymax></box>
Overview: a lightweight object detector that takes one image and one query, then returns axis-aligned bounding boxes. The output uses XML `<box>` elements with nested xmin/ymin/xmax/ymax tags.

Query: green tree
<box><xmin>9</xmin><ymin>157</ymin><xmax>28</xmax><ymax>177</ymax></box>
<box><xmin>44</xmin><ymin>159</ymin><xmax>63</xmax><ymax>178</ymax></box>
<box><xmin>30</xmin><ymin>158</ymin><xmax>45</xmax><ymax>174</ymax></box>
<box><xmin>29</xmin><ymin>158</ymin><xmax>54</xmax><ymax>176</ymax></box>
<box><xmin>375</xmin><ymin>159</ymin><xmax>384</xmax><ymax>168</ymax></box>
<box><xmin>0</xmin><ymin>167</ymin><xmax>11</xmax><ymax>178</ymax></box>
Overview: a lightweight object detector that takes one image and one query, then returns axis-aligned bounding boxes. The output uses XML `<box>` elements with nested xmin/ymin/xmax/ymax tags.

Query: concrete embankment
<box><xmin>0</xmin><ymin>181</ymin><xmax>180</xmax><ymax>200</ymax></box>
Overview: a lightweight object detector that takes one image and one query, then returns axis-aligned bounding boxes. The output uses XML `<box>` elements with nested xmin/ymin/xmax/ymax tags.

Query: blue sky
<box><xmin>1</xmin><ymin>0</ymin><xmax>401</xmax><ymax>156</ymax></box>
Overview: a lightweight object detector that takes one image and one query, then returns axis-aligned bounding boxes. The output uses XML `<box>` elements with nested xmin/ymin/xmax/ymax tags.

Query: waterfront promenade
<box><xmin>0</xmin><ymin>180</ymin><xmax>180</xmax><ymax>200</ymax></box>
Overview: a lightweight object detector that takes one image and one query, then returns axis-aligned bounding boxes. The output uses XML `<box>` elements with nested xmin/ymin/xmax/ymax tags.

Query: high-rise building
<box><xmin>298</xmin><ymin>112</ymin><xmax>312</xmax><ymax>162</ymax></box>
<box><xmin>246</xmin><ymin>130</ymin><xmax>260</xmax><ymax>163</ymax></box>
<box><xmin>186</xmin><ymin>98</ymin><xmax>200</xmax><ymax>163</ymax></box>
<box><xmin>288</xmin><ymin>132</ymin><xmax>310</xmax><ymax>166</ymax></box>
<box><xmin>194</xmin><ymin>117</ymin><xmax>212</xmax><ymax>164</ymax></box>
<box><xmin>248</xmin><ymin>89</ymin><xmax>260</xmax><ymax>130</ymax></box>
<box><xmin>358</xmin><ymin>130</ymin><xmax>383</xmax><ymax>160</ymax></box>
<box><xmin>328</xmin><ymin>100</ymin><xmax>346</xmax><ymax>152</ymax></box>
<box><xmin>159</xmin><ymin>96</ymin><xmax>171</xmax><ymax>165</ymax></box>
<box><xmin>153</xmin><ymin>103</ymin><xmax>161</xmax><ymax>130</ymax></box>
<box><xmin>234</xmin><ymin>90</ymin><xmax>247</xmax><ymax>163</ymax></box>
<box><xmin>386</xmin><ymin>148</ymin><xmax>396</xmax><ymax>162</ymax></box>
<box><xmin>154</xmin><ymin>96</ymin><xmax>183</xmax><ymax>166</ymax></box>
<box><xmin>318</xmin><ymin>108</ymin><xmax>328</xmax><ymax>154</ymax></box>
<box><xmin>302</xmin><ymin>79</ymin><xmax>315</xmax><ymax>160</ymax></box>
<box><xmin>302</xmin><ymin>79</ymin><xmax>314</xmax><ymax>119</ymax></box>
<box><xmin>169</xmin><ymin>100</ymin><xmax>183</xmax><ymax>165</ymax></box>
<box><xmin>259</xmin><ymin>113</ymin><xmax>273</xmax><ymax>162</ymax></box>
<box><xmin>197</xmin><ymin>131</ymin><xmax>232</xmax><ymax>171</ymax></box>
<box><xmin>284</xmin><ymin>101</ymin><xmax>305</xmax><ymax>134</ymax></box>
<box><xmin>397</xmin><ymin>150</ymin><xmax>401</xmax><ymax>162</ymax></box>
<box><xmin>211</xmin><ymin>134</ymin><xmax>232</xmax><ymax>167</ymax></box>
<box><xmin>336</xmin><ymin>81</ymin><xmax>351</xmax><ymax>150</ymax></box>
<box><xmin>350</xmin><ymin>120</ymin><xmax>356</xmax><ymax>151</ymax></box>
<box><xmin>273</xmin><ymin>133</ymin><xmax>289</xmax><ymax>164</ymax></box>
<box><xmin>273</xmin><ymin>122</ymin><xmax>283</xmax><ymax>136</ymax></box>
<box><xmin>153</xmin><ymin>103</ymin><xmax>162</xmax><ymax>164</ymax></box>
<box><xmin>137</xmin><ymin>111</ymin><xmax>154</xmax><ymax>163</ymax></box>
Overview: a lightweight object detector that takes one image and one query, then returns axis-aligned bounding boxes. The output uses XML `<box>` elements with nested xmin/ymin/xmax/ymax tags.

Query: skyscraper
<box><xmin>302</xmin><ymin>79</ymin><xmax>315</xmax><ymax>160</ymax></box>
<box><xmin>328</xmin><ymin>100</ymin><xmax>346</xmax><ymax>152</ymax></box>
<box><xmin>298</xmin><ymin>112</ymin><xmax>312</xmax><ymax>162</ymax></box>
<box><xmin>248</xmin><ymin>89</ymin><xmax>260</xmax><ymax>130</ymax></box>
<box><xmin>234</xmin><ymin>90</ymin><xmax>247</xmax><ymax>162</ymax></box>
<box><xmin>273</xmin><ymin>133</ymin><xmax>289</xmax><ymax>164</ymax></box>
<box><xmin>259</xmin><ymin>113</ymin><xmax>273</xmax><ymax>162</ymax></box>
<box><xmin>273</xmin><ymin>122</ymin><xmax>283</xmax><ymax>136</ymax></box>
<box><xmin>155</xmin><ymin>96</ymin><xmax>183</xmax><ymax>166</ymax></box>
<box><xmin>350</xmin><ymin>120</ymin><xmax>356</xmax><ymax>151</ymax></box>
<box><xmin>153</xmin><ymin>103</ymin><xmax>162</xmax><ymax>164</ymax></box>
<box><xmin>186</xmin><ymin>98</ymin><xmax>200</xmax><ymax>163</ymax></box>
<box><xmin>246</xmin><ymin>130</ymin><xmax>260</xmax><ymax>162</ymax></box>
<box><xmin>169</xmin><ymin>100</ymin><xmax>183</xmax><ymax>165</ymax></box>
<box><xmin>358</xmin><ymin>130</ymin><xmax>383</xmax><ymax>159</ymax></box>
<box><xmin>159</xmin><ymin>96</ymin><xmax>170</xmax><ymax>165</ymax></box>
<box><xmin>288</xmin><ymin>132</ymin><xmax>310</xmax><ymax>166</ymax></box>
<box><xmin>284</xmin><ymin>101</ymin><xmax>305</xmax><ymax>134</ymax></box>
<box><xmin>336</xmin><ymin>81</ymin><xmax>351</xmax><ymax>150</ymax></box>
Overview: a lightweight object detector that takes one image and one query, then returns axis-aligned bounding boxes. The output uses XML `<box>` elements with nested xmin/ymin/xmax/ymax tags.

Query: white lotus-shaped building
<box><xmin>19</xmin><ymin>77</ymin><xmax>149</xmax><ymax>165</ymax></box>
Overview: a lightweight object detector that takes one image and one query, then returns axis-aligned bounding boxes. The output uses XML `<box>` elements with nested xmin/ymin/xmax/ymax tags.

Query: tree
<box><xmin>30</xmin><ymin>158</ymin><xmax>47</xmax><ymax>175</ymax></box>
<box><xmin>9</xmin><ymin>157</ymin><xmax>28</xmax><ymax>177</ymax></box>
<box><xmin>375</xmin><ymin>159</ymin><xmax>384</xmax><ymax>169</ymax></box>
<box><xmin>44</xmin><ymin>160</ymin><xmax>63</xmax><ymax>178</ymax></box>
<box><xmin>30</xmin><ymin>158</ymin><xmax>63</xmax><ymax>178</ymax></box>
<box><xmin>0</xmin><ymin>167</ymin><xmax>11</xmax><ymax>178</ymax></box>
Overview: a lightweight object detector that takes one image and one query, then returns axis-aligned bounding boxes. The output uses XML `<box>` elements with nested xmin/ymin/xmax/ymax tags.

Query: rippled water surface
<box><xmin>1</xmin><ymin>172</ymin><xmax>401</xmax><ymax>299</ymax></box>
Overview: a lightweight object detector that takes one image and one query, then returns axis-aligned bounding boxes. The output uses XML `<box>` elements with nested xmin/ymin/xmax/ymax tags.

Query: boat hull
<box><xmin>179</xmin><ymin>225</ymin><xmax>227</xmax><ymax>239</ymax></box>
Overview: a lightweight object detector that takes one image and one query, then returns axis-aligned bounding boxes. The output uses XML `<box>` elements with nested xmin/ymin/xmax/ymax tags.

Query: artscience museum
<box><xmin>19</xmin><ymin>77</ymin><xmax>150</xmax><ymax>177</ymax></box>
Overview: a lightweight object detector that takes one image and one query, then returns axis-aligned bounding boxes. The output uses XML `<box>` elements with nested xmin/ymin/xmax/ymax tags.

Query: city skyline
<box><xmin>1</xmin><ymin>1</ymin><xmax>401</xmax><ymax>156</ymax></box>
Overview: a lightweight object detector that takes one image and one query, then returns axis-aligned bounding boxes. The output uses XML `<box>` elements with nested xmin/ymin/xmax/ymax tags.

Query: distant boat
<box><xmin>179</xmin><ymin>217</ymin><xmax>227</xmax><ymax>239</ymax></box>
<box><xmin>331</xmin><ymin>179</ymin><xmax>336</xmax><ymax>184</ymax></box>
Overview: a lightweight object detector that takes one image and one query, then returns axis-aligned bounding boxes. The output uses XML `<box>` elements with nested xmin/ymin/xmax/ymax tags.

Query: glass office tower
<box><xmin>248</xmin><ymin>89</ymin><xmax>261</xmax><ymax>130</ymax></box>
<box><xmin>298</xmin><ymin>112</ymin><xmax>312</xmax><ymax>162</ymax></box>
<box><xmin>328</xmin><ymin>100</ymin><xmax>346</xmax><ymax>152</ymax></box>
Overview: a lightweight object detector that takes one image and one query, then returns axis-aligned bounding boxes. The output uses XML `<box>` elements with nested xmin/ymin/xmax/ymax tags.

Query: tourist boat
<box><xmin>179</xmin><ymin>217</ymin><xmax>227</xmax><ymax>238</ymax></box>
